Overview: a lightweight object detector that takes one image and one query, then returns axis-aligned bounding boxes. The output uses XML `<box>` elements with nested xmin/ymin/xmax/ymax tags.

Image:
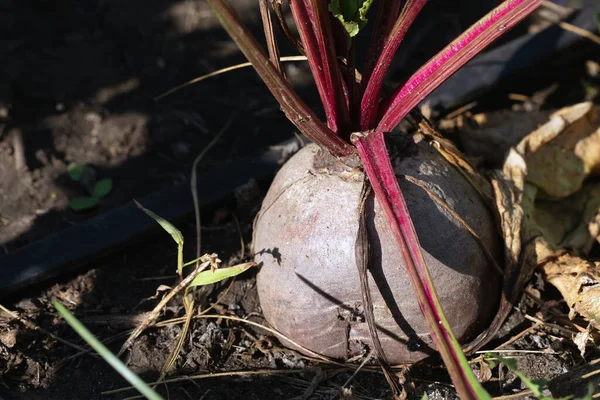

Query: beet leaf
<box><xmin>361</xmin><ymin>0</ymin><xmax>403</xmax><ymax>87</ymax></box>
<box><xmin>378</xmin><ymin>0</ymin><xmax>541</xmax><ymax>132</ymax></box>
<box><xmin>359</xmin><ymin>0</ymin><xmax>427</xmax><ymax>130</ymax></box>
<box><xmin>328</xmin><ymin>0</ymin><xmax>374</xmax><ymax>38</ymax></box>
<box><xmin>205</xmin><ymin>0</ymin><xmax>353</xmax><ymax>157</ymax></box>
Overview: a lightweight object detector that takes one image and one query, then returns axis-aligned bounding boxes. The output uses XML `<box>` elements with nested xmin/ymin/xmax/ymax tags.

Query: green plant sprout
<box><xmin>53</xmin><ymin>300</ymin><xmax>164</xmax><ymax>400</ymax></box>
<box><xmin>52</xmin><ymin>201</ymin><xmax>253</xmax><ymax>399</ymax></box>
<box><xmin>133</xmin><ymin>200</ymin><xmax>255</xmax><ymax>387</ymax></box>
<box><xmin>485</xmin><ymin>353</ymin><xmax>594</xmax><ymax>400</ymax></box>
<box><xmin>328</xmin><ymin>0</ymin><xmax>373</xmax><ymax>38</ymax></box>
<box><xmin>133</xmin><ymin>198</ymin><xmax>253</xmax><ymax>295</ymax></box>
<box><xmin>134</xmin><ymin>200</ymin><xmax>185</xmax><ymax>276</ymax></box>
<box><xmin>68</xmin><ymin>163</ymin><xmax>113</xmax><ymax>211</ymax></box>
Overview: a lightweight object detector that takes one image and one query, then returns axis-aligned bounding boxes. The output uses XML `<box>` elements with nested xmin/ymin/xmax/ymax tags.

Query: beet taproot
<box><xmin>253</xmin><ymin>140</ymin><xmax>500</xmax><ymax>364</ymax></box>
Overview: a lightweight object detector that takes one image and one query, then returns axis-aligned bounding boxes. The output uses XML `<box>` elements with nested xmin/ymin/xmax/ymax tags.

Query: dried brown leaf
<box><xmin>508</xmin><ymin>103</ymin><xmax>600</xmax><ymax>324</ymax></box>
<box><xmin>479</xmin><ymin>360</ymin><xmax>493</xmax><ymax>382</ymax></box>
<box><xmin>465</xmin><ymin>102</ymin><xmax>600</xmax><ymax>349</ymax></box>
<box><xmin>541</xmin><ymin>255</ymin><xmax>600</xmax><ymax>322</ymax></box>
<box><xmin>517</xmin><ymin>102</ymin><xmax>599</xmax><ymax>198</ymax></box>
<box><xmin>573</xmin><ymin>324</ymin><xmax>594</xmax><ymax>358</ymax></box>
<box><xmin>533</xmin><ymin>184</ymin><xmax>600</xmax><ymax>255</ymax></box>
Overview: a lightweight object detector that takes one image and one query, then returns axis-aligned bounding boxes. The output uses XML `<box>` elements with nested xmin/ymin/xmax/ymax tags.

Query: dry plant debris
<box><xmin>453</xmin><ymin>109</ymin><xmax>552</xmax><ymax>166</ymax></box>
<box><xmin>489</xmin><ymin>102</ymin><xmax>600</xmax><ymax>340</ymax></box>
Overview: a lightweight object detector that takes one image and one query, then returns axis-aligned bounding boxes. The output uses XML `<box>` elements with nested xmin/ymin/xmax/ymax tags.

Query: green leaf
<box><xmin>70</xmin><ymin>196</ymin><xmax>99</xmax><ymax>211</ymax></box>
<box><xmin>182</xmin><ymin>256</ymin><xmax>206</xmax><ymax>269</ymax></box>
<box><xmin>67</xmin><ymin>163</ymin><xmax>85</xmax><ymax>181</ymax></box>
<box><xmin>188</xmin><ymin>262</ymin><xmax>254</xmax><ymax>288</ymax></box>
<box><xmin>53</xmin><ymin>300</ymin><xmax>164</xmax><ymax>400</ymax></box>
<box><xmin>487</xmin><ymin>354</ymin><xmax>596</xmax><ymax>400</ymax></box>
<box><xmin>135</xmin><ymin>198</ymin><xmax>184</xmax><ymax>276</ymax></box>
<box><xmin>577</xmin><ymin>384</ymin><xmax>595</xmax><ymax>400</ymax></box>
<box><xmin>134</xmin><ymin>199</ymin><xmax>184</xmax><ymax>246</ymax></box>
<box><xmin>93</xmin><ymin>178</ymin><xmax>113</xmax><ymax>198</ymax></box>
<box><xmin>328</xmin><ymin>0</ymin><xmax>374</xmax><ymax>37</ymax></box>
<box><xmin>67</xmin><ymin>163</ymin><xmax>94</xmax><ymax>182</ymax></box>
<box><xmin>485</xmin><ymin>354</ymin><xmax>550</xmax><ymax>399</ymax></box>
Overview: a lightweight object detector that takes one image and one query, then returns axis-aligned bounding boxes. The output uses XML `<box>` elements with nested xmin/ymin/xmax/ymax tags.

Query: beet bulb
<box><xmin>253</xmin><ymin>140</ymin><xmax>500</xmax><ymax>364</ymax></box>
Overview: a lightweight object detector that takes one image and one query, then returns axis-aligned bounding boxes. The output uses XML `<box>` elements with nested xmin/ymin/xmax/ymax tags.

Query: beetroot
<box><xmin>254</xmin><ymin>141</ymin><xmax>500</xmax><ymax>364</ymax></box>
<box><xmin>207</xmin><ymin>1</ymin><xmax>541</xmax><ymax>394</ymax></box>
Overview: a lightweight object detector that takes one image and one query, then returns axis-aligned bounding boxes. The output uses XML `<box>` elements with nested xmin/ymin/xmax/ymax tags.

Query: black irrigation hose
<box><xmin>0</xmin><ymin>138</ymin><xmax>303</xmax><ymax>297</ymax></box>
<box><xmin>1</xmin><ymin>3</ymin><xmax>598</xmax><ymax>298</ymax></box>
<box><xmin>427</xmin><ymin>0</ymin><xmax>599</xmax><ymax>112</ymax></box>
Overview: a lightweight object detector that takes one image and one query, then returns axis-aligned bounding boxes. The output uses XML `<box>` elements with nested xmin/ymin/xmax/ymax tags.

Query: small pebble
<box><xmin>586</xmin><ymin>60</ymin><xmax>599</xmax><ymax>78</ymax></box>
<box><xmin>0</xmin><ymin>105</ymin><xmax>9</xmax><ymax>119</ymax></box>
<box><xmin>0</xmin><ymin>330</ymin><xmax>17</xmax><ymax>348</ymax></box>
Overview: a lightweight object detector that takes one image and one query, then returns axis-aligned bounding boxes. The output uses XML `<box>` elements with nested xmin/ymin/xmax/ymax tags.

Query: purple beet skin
<box><xmin>254</xmin><ymin>141</ymin><xmax>500</xmax><ymax>364</ymax></box>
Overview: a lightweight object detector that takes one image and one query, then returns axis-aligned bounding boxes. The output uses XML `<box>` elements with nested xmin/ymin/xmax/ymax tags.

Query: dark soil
<box><xmin>0</xmin><ymin>0</ymin><xmax>500</xmax><ymax>253</ymax></box>
<box><xmin>0</xmin><ymin>0</ymin><xmax>297</xmax><ymax>253</ymax></box>
<box><xmin>1</xmin><ymin>1</ymin><xmax>599</xmax><ymax>399</ymax></box>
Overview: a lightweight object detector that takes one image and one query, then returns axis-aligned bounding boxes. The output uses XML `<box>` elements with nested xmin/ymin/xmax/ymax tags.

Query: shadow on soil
<box><xmin>0</xmin><ymin>0</ymin><xmax>503</xmax><ymax>254</ymax></box>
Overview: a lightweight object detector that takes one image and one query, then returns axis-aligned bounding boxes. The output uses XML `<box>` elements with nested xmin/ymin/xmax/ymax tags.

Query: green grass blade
<box><xmin>183</xmin><ymin>256</ymin><xmax>202</xmax><ymax>268</ymax></box>
<box><xmin>134</xmin><ymin>199</ymin><xmax>184</xmax><ymax>246</ymax></box>
<box><xmin>53</xmin><ymin>300</ymin><xmax>164</xmax><ymax>400</ymax></box>
<box><xmin>177</xmin><ymin>243</ymin><xmax>184</xmax><ymax>277</ymax></box>
<box><xmin>188</xmin><ymin>262</ymin><xmax>255</xmax><ymax>288</ymax></box>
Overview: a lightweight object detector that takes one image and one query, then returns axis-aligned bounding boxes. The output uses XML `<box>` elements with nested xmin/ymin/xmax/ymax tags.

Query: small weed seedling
<box><xmin>67</xmin><ymin>163</ymin><xmax>113</xmax><ymax>211</ymax></box>
<box><xmin>53</xmin><ymin>203</ymin><xmax>253</xmax><ymax>398</ymax></box>
<box><xmin>485</xmin><ymin>353</ymin><xmax>594</xmax><ymax>400</ymax></box>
